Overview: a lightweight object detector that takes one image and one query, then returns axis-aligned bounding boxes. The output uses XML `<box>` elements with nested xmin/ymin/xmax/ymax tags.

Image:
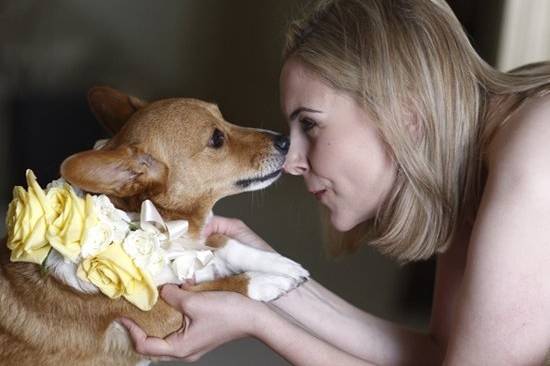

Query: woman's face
<box><xmin>280</xmin><ymin>58</ymin><xmax>397</xmax><ymax>231</ymax></box>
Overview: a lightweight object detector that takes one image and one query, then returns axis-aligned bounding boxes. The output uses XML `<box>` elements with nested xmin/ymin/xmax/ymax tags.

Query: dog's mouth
<box><xmin>235</xmin><ymin>169</ymin><xmax>282</xmax><ymax>190</ymax></box>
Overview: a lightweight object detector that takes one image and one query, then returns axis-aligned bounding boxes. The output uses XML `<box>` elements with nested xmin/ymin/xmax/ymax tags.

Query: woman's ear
<box><xmin>60</xmin><ymin>145</ymin><xmax>167</xmax><ymax>197</ymax></box>
<box><xmin>87</xmin><ymin>86</ymin><xmax>148</xmax><ymax>135</ymax></box>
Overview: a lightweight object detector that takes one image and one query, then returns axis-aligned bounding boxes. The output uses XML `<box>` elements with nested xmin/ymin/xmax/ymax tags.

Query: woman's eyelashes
<box><xmin>299</xmin><ymin>117</ymin><xmax>317</xmax><ymax>133</ymax></box>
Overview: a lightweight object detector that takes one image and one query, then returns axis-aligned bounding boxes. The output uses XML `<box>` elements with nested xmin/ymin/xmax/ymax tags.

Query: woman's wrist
<box><xmin>272</xmin><ymin>278</ymin><xmax>314</xmax><ymax>312</ymax></box>
<box><xmin>242</xmin><ymin>298</ymin><xmax>274</xmax><ymax>338</ymax></box>
<box><xmin>244</xmin><ymin>296</ymin><xmax>375</xmax><ymax>366</ymax></box>
<box><xmin>249</xmin><ymin>302</ymin><xmax>287</xmax><ymax>344</ymax></box>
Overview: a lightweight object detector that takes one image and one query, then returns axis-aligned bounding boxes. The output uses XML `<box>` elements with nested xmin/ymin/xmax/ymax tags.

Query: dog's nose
<box><xmin>273</xmin><ymin>134</ymin><xmax>290</xmax><ymax>154</ymax></box>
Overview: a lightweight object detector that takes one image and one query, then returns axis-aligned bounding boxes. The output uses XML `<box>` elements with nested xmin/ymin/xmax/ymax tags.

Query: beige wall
<box><xmin>497</xmin><ymin>0</ymin><xmax>550</xmax><ymax>71</ymax></box>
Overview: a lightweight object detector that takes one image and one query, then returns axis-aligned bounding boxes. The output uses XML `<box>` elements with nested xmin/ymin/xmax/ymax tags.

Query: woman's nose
<box><xmin>283</xmin><ymin>138</ymin><xmax>308</xmax><ymax>176</ymax></box>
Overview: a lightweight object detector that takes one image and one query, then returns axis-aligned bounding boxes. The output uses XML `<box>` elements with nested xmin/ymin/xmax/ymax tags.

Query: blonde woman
<box><xmin>120</xmin><ymin>0</ymin><xmax>550</xmax><ymax>364</ymax></box>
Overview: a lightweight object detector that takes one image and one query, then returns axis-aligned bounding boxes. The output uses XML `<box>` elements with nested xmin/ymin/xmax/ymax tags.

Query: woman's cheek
<box><xmin>309</xmin><ymin>138</ymin><xmax>332</xmax><ymax>174</ymax></box>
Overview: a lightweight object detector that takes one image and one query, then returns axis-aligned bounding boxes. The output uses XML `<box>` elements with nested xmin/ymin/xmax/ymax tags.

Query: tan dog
<box><xmin>0</xmin><ymin>86</ymin><xmax>308</xmax><ymax>365</ymax></box>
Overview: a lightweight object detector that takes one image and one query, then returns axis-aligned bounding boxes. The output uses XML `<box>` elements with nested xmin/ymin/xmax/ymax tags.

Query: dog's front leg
<box><xmin>215</xmin><ymin>239</ymin><xmax>309</xmax><ymax>281</ymax></box>
<box><xmin>189</xmin><ymin>271</ymin><xmax>305</xmax><ymax>302</ymax></box>
<box><xmin>190</xmin><ymin>235</ymin><xmax>309</xmax><ymax>302</ymax></box>
<box><xmin>216</xmin><ymin>239</ymin><xmax>309</xmax><ymax>301</ymax></box>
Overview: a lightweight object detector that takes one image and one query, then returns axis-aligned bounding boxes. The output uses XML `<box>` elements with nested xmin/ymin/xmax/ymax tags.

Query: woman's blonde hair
<box><xmin>284</xmin><ymin>0</ymin><xmax>550</xmax><ymax>262</ymax></box>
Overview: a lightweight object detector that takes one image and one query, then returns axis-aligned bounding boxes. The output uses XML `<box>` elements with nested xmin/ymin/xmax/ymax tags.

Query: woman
<box><xmin>120</xmin><ymin>0</ymin><xmax>550</xmax><ymax>364</ymax></box>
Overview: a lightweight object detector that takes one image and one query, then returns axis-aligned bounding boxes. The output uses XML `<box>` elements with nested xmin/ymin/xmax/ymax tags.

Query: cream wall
<box><xmin>497</xmin><ymin>0</ymin><xmax>550</xmax><ymax>71</ymax></box>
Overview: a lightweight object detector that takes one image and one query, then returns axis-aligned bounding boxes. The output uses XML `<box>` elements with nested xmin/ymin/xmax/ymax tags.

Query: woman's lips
<box><xmin>312</xmin><ymin>189</ymin><xmax>327</xmax><ymax>200</ymax></box>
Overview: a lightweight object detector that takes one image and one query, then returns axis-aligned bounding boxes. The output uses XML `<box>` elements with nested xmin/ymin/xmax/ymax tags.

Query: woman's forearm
<box><xmin>271</xmin><ymin>279</ymin><xmax>443</xmax><ymax>365</ymax></box>
<box><xmin>252</xmin><ymin>304</ymin><xmax>375</xmax><ymax>366</ymax></box>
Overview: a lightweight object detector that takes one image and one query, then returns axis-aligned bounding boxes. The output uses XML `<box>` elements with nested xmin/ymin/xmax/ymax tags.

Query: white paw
<box><xmin>246</xmin><ymin>272</ymin><xmax>306</xmax><ymax>302</ymax></box>
<box><xmin>264</xmin><ymin>253</ymin><xmax>310</xmax><ymax>281</ymax></box>
<box><xmin>218</xmin><ymin>240</ymin><xmax>310</xmax><ymax>281</ymax></box>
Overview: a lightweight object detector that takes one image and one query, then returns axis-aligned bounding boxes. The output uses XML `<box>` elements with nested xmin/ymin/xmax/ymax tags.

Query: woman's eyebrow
<box><xmin>289</xmin><ymin>107</ymin><xmax>323</xmax><ymax>121</ymax></box>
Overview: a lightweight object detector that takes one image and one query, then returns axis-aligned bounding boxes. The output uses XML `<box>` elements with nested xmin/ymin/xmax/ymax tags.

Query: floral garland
<box><xmin>5</xmin><ymin>170</ymin><xmax>214</xmax><ymax>311</ymax></box>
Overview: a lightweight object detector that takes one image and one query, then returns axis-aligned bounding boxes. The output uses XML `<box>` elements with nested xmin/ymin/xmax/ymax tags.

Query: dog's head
<box><xmin>61</xmin><ymin>86</ymin><xmax>289</xmax><ymax>220</ymax></box>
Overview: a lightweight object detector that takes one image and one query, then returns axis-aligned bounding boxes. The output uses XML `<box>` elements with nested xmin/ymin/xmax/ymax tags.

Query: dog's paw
<box><xmin>264</xmin><ymin>253</ymin><xmax>310</xmax><ymax>281</ymax></box>
<box><xmin>218</xmin><ymin>240</ymin><xmax>310</xmax><ymax>280</ymax></box>
<box><xmin>246</xmin><ymin>272</ymin><xmax>305</xmax><ymax>302</ymax></box>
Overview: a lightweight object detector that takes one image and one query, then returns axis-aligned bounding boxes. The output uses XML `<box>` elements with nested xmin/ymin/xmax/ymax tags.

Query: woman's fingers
<box><xmin>201</xmin><ymin>215</ymin><xmax>274</xmax><ymax>251</ymax></box>
<box><xmin>160</xmin><ymin>284</ymin><xmax>197</xmax><ymax>312</ymax></box>
<box><xmin>200</xmin><ymin>215</ymin><xmax>225</xmax><ymax>238</ymax></box>
<box><xmin>118</xmin><ymin>290</ymin><xmax>260</xmax><ymax>361</ymax></box>
<box><xmin>118</xmin><ymin>317</ymin><xmax>177</xmax><ymax>357</ymax></box>
<box><xmin>160</xmin><ymin>284</ymin><xmax>185</xmax><ymax>308</ymax></box>
<box><xmin>201</xmin><ymin>215</ymin><xmax>243</xmax><ymax>238</ymax></box>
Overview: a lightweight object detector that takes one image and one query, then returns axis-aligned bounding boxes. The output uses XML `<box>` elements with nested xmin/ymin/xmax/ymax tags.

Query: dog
<box><xmin>0</xmin><ymin>86</ymin><xmax>308</xmax><ymax>365</ymax></box>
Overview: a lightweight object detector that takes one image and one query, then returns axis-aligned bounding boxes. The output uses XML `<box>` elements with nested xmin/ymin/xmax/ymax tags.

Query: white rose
<box><xmin>93</xmin><ymin>195</ymin><xmax>130</xmax><ymax>223</ymax></box>
<box><xmin>80</xmin><ymin>221</ymin><xmax>113</xmax><ymax>258</ymax></box>
<box><xmin>111</xmin><ymin>218</ymin><xmax>130</xmax><ymax>244</ymax></box>
<box><xmin>122</xmin><ymin>229</ymin><xmax>166</xmax><ymax>276</ymax></box>
<box><xmin>171</xmin><ymin>250</ymin><xmax>214</xmax><ymax>280</ymax></box>
<box><xmin>79</xmin><ymin>195</ymin><xmax>132</xmax><ymax>258</ymax></box>
<box><xmin>146</xmin><ymin>249</ymin><xmax>166</xmax><ymax>277</ymax></box>
<box><xmin>45</xmin><ymin>178</ymin><xmax>66</xmax><ymax>191</ymax></box>
<box><xmin>92</xmin><ymin>195</ymin><xmax>130</xmax><ymax>243</ymax></box>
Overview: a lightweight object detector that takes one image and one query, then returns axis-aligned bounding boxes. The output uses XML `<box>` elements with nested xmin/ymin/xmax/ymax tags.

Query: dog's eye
<box><xmin>208</xmin><ymin>128</ymin><xmax>225</xmax><ymax>149</ymax></box>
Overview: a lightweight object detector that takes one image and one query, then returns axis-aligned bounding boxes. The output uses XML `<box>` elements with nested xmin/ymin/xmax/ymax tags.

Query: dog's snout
<box><xmin>273</xmin><ymin>134</ymin><xmax>290</xmax><ymax>155</ymax></box>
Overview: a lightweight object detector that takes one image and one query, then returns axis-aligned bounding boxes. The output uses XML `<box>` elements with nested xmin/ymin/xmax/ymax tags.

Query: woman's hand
<box><xmin>119</xmin><ymin>284</ymin><xmax>267</xmax><ymax>362</ymax></box>
<box><xmin>202</xmin><ymin>215</ymin><xmax>275</xmax><ymax>252</ymax></box>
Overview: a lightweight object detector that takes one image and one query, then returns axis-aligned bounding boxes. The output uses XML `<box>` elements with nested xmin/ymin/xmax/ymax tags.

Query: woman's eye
<box><xmin>299</xmin><ymin>118</ymin><xmax>317</xmax><ymax>132</ymax></box>
<box><xmin>208</xmin><ymin>128</ymin><xmax>225</xmax><ymax>148</ymax></box>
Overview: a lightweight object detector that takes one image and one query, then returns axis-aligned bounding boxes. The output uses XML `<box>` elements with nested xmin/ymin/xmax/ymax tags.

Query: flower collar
<box><xmin>5</xmin><ymin>170</ymin><xmax>214</xmax><ymax>311</ymax></box>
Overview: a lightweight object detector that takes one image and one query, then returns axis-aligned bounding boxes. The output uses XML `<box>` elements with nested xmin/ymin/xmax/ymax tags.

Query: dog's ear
<box><xmin>87</xmin><ymin>86</ymin><xmax>148</xmax><ymax>135</ymax></box>
<box><xmin>60</xmin><ymin>145</ymin><xmax>167</xmax><ymax>197</ymax></box>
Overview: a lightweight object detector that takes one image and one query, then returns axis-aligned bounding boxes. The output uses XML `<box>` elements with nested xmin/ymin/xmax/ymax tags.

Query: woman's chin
<box><xmin>330</xmin><ymin>214</ymin><xmax>356</xmax><ymax>232</ymax></box>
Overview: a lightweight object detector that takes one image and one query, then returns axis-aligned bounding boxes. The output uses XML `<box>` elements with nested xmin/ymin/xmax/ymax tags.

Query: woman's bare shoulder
<box><xmin>435</xmin><ymin>93</ymin><xmax>550</xmax><ymax>364</ymax></box>
<box><xmin>486</xmin><ymin>94</ymin><xmax>550</xmax><ymax>188</ymax></box>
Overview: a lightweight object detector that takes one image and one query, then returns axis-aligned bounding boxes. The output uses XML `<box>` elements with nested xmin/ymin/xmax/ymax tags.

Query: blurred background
<box><xmin>0</xmin><ymin>1</ymin><xmax>548</xmax><ymax>365</ymax></box>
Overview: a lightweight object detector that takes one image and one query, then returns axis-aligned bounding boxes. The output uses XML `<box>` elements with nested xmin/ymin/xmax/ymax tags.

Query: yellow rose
<box><xmin>45</xmin><ymin>186</ymin><xmax>95</xmax><ymax>262</ymax></box>
<box><xmin>77</xmin><ymin>243</ymin><xmax>158</xmax><ymax>311</ymax></box>
<box><xmin>6</xmin><ymin>170</ymin><xmax>51</xmax><ymax>264</ymax></box>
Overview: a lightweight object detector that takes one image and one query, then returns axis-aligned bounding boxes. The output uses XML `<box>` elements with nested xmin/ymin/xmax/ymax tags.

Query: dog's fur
<box><xmin>0</xmin><ymin>87</ymin><xmax>307</xmax><ymax>365</ymax></box>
